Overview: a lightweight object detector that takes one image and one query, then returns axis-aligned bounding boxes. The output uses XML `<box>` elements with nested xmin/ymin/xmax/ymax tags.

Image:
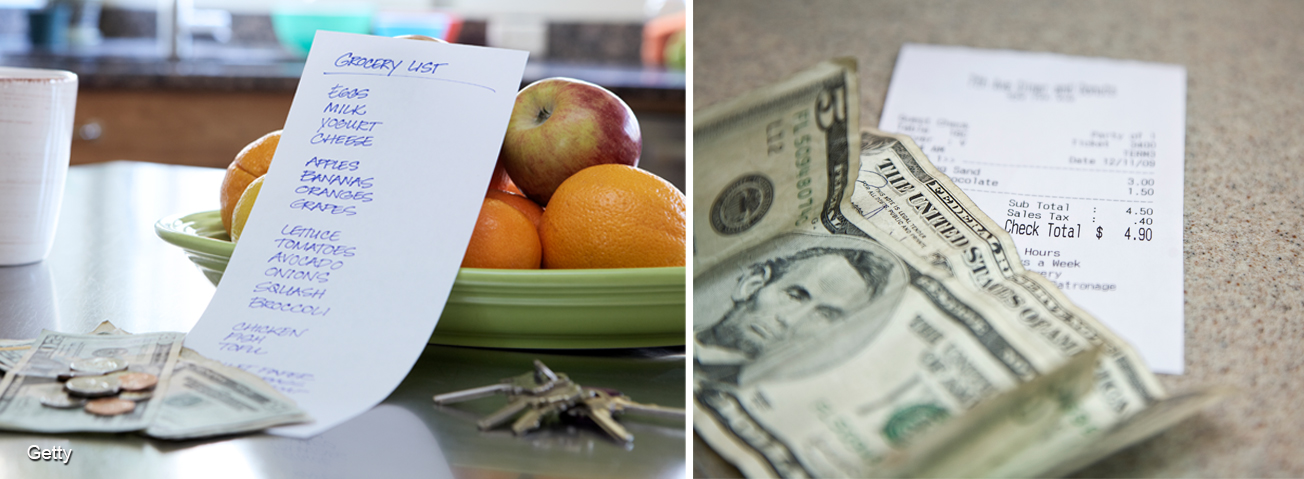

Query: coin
<box><xmin>115</xmin><ymin>372</ymin><xmax>158</xmax><ymax>391</ymax></box>
<box><xmin>117</xmin><ymin>390</ymin><xmax>153</xmax><ymax>401</ymax></box>
<box><xmin>84</xmin><ymin>398</ymin><xmax>135</xmax><ymax>416</ymax></box>
<box><xmin>56</xmin><ymin>370</ymin><xmax>101</xmax><ymax>382</ymax></box>
<box><xmin>65</xmin><ymin>375</ymin><xmax>121</xmax><ymax>397</ymax></box>
<box><xmin>39</xmin><ymin>392</ymin><xmax>86</xmax><ymax>409</ymax></box>
<box><xmin>70</xmin><ymin>357</ymin><xmax>128</xmax><ymax>375</ymax></box>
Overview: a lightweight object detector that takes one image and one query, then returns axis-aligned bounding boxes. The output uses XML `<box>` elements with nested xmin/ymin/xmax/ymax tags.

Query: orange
<box><xmin>462</xmin><ymin>197</ymin><xmax>542</xmax><ymax>269</ymax></box>
<box><xmin>487</xmin><ymin>189</ymin><xmax>544</xmax><ymax>227</ymax></box>
<box><xmin>539</xmin><ymin>164</ymin><xmax>685</xmax><ymax>269</ymax></box>
<box><xmin>487</xmin><ymin>158</ymin><xmax>511</xmax><ymax>192</ymax></box>
<box><xmin>220</xmin><ymin>130</ymin><xmax>280</xmax><ymax>235</ymax></box>
<box><xmin>502</xmin><ymin>177</ymin><xmax>524</xmax><ymax>196</ymax></box>
<box><xmin>488</xmin><ymin>158</ymin><xmax>525</xmax><ymax>196</ymax></box>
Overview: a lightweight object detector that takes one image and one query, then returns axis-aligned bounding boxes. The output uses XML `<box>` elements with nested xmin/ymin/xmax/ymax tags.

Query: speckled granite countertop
<box><xmin>695</xmin><ymin>0</ymin><xmax>1304</xmax><ymax>476</ymax></box>
<box><xmin>0</xmin><ymin>39</ymin><xmax>685</xmax><ymax>109</ymax></box>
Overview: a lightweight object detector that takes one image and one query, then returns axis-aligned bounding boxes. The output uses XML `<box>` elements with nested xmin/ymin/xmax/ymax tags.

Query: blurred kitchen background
<box><xmin>0</xmin><ymin>0</ymin><xmax>685</xmax><ymax>191</ymax></box>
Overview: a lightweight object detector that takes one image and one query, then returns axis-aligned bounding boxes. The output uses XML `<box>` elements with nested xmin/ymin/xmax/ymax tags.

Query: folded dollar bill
<box><xmin>80</xmin><ymin>321</ymin><xmax>311</xmax><ymax>438</ymax></box>
<box><xmin>146</xmin><ymin>348</ymin><xmax>311</xmax><ymax>440</ymax></box>
<box><xmin>693</xmin><ymin>59</ymin><xmax>1220</xmax><ymax>478</ymax></box>
<box><xmin>0</xmin><ymin>329</ymin><xmax>184</xmax><ymax>433</ymax></box>
<box><xmin>0</xmin><ymin>322</ymin><xmax>309</xmax><ymax>438</ymax></box>
<box><xmin>0</xmin><ymin>339</ymin><xmax>35</xmax><ymax>372</ymax></box>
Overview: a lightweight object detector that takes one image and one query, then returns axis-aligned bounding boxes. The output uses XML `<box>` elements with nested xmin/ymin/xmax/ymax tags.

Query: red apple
<box><xmin>499</xmin><ymin>77</ymin><xmax>641</xmax><ymax>205</ymax></box>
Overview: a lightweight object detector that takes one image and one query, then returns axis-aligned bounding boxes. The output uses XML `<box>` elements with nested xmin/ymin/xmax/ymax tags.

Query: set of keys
<box><xmin>433</xmin><ymin>360</ymin><xmax>684</xmax><ymax>443</ymax></box>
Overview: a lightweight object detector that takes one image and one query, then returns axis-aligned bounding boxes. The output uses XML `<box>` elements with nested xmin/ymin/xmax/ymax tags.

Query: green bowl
<box><xmin>155</xmin><ymin>211</ymin><xmax>685</xmax><ymax>349</ymax></box>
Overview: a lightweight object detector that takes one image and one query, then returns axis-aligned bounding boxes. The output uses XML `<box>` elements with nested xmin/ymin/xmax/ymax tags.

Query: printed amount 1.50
<box><xmin>1127</xmin><ymin>177</ymin><xmax>1155</xmax><ymax>196</ymax></box>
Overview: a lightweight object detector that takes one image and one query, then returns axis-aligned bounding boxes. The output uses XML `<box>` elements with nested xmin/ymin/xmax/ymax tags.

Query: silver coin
<box><xmin>117</xmin><ymin>390</ymin><xmax>153</xmax><ymax>402</ymax></box>
<box><xmin>39</xmin><ymin>392</ymin><xmax>86</xmax><ymax>409</ymax></box>
<box><xmin>70</xmin><ymin>357</ymin><xmax>128</xmax><ymax>375</ymax></box>
<box><xmin>65</xmin><ymin>375</ymin><xmax>121</xmax><ymax>397</ymax></box>
<box><xmin>56</xmin><ymin>370</ymin><xmax>102</xmax><ymax>382</ymax></box>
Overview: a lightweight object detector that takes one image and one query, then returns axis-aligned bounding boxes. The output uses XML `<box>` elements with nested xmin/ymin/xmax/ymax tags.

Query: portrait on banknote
<box><xmin>695</xmin><ymin>233</ymin><xmax>906</xmax><ymax>387</ymax></box>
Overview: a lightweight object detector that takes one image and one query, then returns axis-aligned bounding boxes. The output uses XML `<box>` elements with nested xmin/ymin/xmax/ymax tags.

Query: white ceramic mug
<box><xmin>0</xmin><ymin>67</ymin><xmax>77</xmax><ymax>266</ymax></box>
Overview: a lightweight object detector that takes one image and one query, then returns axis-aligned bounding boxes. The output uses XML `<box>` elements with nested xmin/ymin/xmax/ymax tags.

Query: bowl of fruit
<box><xmin>156</xmin><ymin>77</ymin><xmax>685</xmax><ymax>349</ymax></box>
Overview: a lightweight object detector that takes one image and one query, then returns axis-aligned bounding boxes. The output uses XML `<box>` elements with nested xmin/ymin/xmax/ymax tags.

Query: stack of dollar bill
<box><xmin>0</xmin><ymin>322</ymin><xmax>309</xmax><ymax>439</ymax></box>
<box><xmin>693</xmin><ymin>59</ymin><xmax>1222</xmax><ymax>478</ymax></box>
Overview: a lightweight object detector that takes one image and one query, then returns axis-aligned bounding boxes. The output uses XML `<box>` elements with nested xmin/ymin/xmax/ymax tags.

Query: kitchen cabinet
<box><xmin>72</xmin><ymin>90</ymin><xmax>294</xmax><ymax>167</ymax></box>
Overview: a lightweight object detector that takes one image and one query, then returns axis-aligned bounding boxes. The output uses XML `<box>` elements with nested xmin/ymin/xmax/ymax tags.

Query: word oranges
<box><xmin>539</xmin><ymin>164</ymin><xmax>685</xmax><ymax>269</ymax></box>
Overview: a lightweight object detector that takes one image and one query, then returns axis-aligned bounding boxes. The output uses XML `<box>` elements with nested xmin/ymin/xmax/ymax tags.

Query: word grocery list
<box><xmin>188</xmin><ymin>32</ymin><xmax>527</xmax><ymax>437</ymax></box>
<box><xmin>880</xmin><ymin>44</ymin><xmax>1187</xmax><ymax>374</ymax></box>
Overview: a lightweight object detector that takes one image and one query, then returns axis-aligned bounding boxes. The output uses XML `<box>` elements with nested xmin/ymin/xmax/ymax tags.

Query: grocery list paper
<box><xmin>879</xmin><ymin>44</ymin><xmax>1186</xmax><ymax>373</ymax></box>
<box><xmin>187</xmin><ymin>31</ymin><xmax>527</xmax><ymax>437</ymax></box>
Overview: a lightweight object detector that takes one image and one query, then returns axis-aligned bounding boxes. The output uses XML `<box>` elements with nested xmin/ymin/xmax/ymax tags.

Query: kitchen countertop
<box><xmin>695</xmin><ymin>0</ymin><xmax>1304</xmax><ymax>477</ymax></box>
<box><xmin>0</xmin><ymin>39</ymin><xmax>685</xmax><ymax>110</ymax></box>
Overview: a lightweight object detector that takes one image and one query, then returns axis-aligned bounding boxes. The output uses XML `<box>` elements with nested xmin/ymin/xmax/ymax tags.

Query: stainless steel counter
<box><xmin>0</xmin><ymin>162</ymin><xmax>686</xmax><ymax>478</ymax></box>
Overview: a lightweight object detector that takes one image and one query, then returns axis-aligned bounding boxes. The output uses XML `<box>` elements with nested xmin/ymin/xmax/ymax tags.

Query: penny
<box><xmin>84</xmin><ymin>398</ymin><xmax>135</xmax><ymax>416</ymax></box>
<box><xmin>39</xmin><ymin>392</ymin><xmax>86</xmax><ymax>409</ymax></box>
<box><xmin>65</xmin><ymin>375</ymin><xmax>121</xmax><ymax>397</ymax></box>
<box><xmin>70</xmin><ymin>357</ymin><xmax>128</xmax><ymax>375</ymax></box>
<box><xmin>117</xmin><ymin>391</ymin><xmax>153</xmax><ymax>401</ymax></box>
<box><xmin>116</xmin><ymin>372</ymin><xmax>158</xmax><ymax>391</ymax></box>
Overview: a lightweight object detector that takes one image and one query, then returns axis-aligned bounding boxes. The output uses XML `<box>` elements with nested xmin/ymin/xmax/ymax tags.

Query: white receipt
<box><xmin>187</xmin><ymin>31</ymin><xmax>527</xmax><ymax>436</ymax></box>
<box><xmin>879</xmin><ymin>44</ymin><xmax>1186</xmax><ymax>373</ymax></box>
